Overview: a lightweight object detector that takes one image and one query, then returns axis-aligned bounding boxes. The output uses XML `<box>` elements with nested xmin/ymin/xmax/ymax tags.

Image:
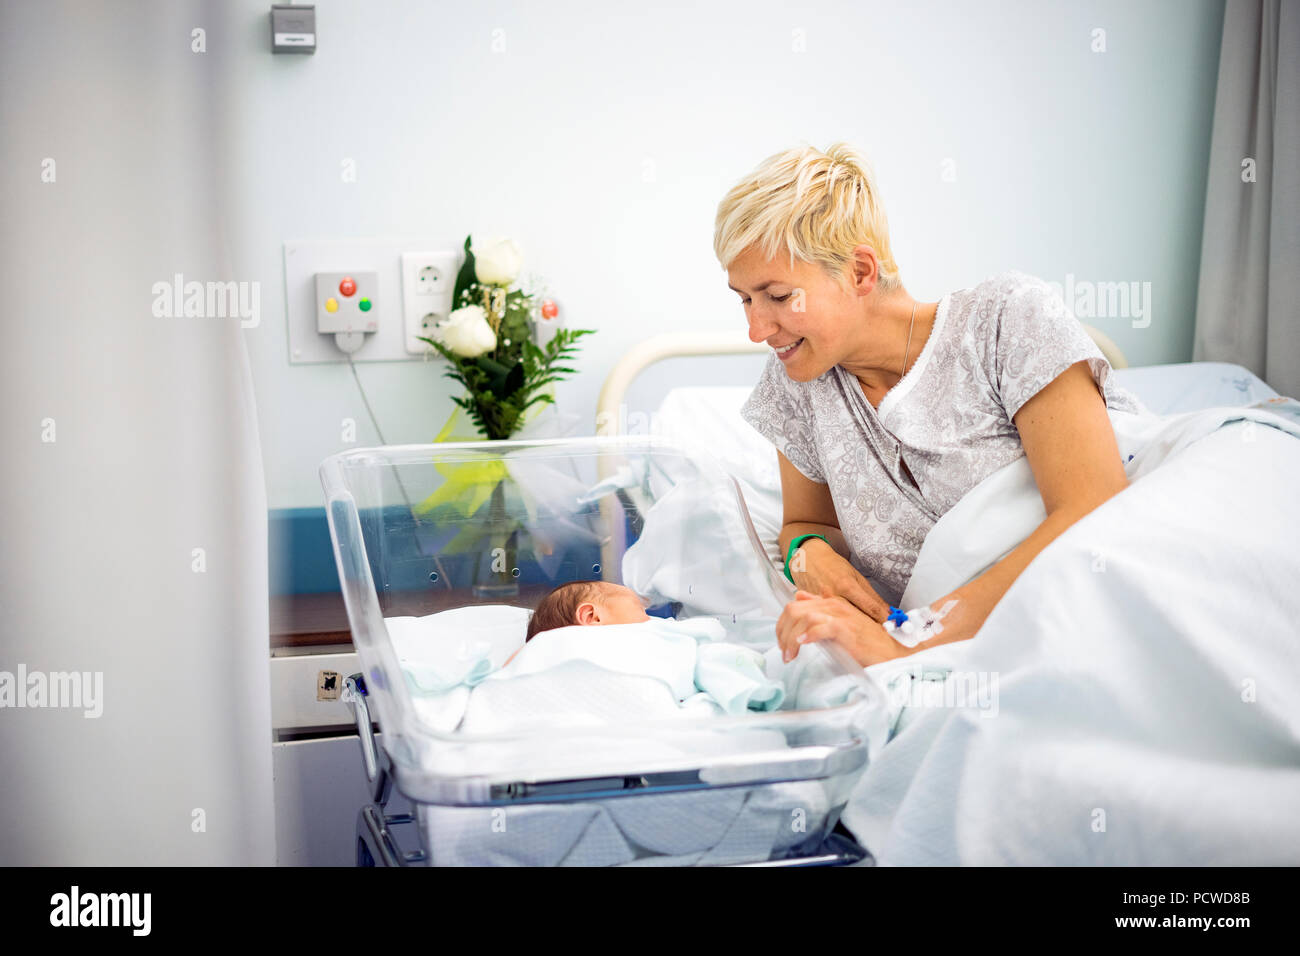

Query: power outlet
<box><xmin>401</xmin><ymin>251</ymin><xmax>460</xmax><ymax>354</ymax></box>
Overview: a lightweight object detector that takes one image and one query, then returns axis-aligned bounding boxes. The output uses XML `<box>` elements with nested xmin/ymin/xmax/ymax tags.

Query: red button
<box><xmin>338</xmin><ymin>277</ymin><xmax>356</xmax><ymax>297</ymax></box>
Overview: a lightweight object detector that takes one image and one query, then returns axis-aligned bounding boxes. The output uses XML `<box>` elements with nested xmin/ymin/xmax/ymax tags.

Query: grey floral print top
<box><xmin>740</xmin><ymin>270</ymin><xmax>1145</xmax><ymax>607</ymax></box>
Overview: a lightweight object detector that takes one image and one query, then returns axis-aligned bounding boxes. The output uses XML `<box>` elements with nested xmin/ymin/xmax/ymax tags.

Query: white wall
<box><xmin>229</xmin><ymin>0</ymin><xmax>1225</xmax><ymax>510</ymax></box>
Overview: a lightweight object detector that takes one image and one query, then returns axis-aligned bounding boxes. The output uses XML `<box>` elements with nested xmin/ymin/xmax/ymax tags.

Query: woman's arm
<box><xmin>776</xmin><ymin>451</ymin><xmax>893</xmax><ymax>622</ymax></box>
<box><xmin>908</xmin><ymin>360</ymin><xmax>1130</xmax><ymax>651</ymax></box>
<box><xmin>775</xmin><ymin>361</ymin><xmax>1130</xmax><ymax>666</ymax></box>
<box><xmin>774</xmin><ymin>451</ymin><xmax>849</xmax><ymax>558</ymax></box>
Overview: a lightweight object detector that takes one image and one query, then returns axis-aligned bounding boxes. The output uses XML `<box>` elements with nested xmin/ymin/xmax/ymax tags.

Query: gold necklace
<box><xmin>901</xmin><ymin>300</ymin><xmax>918</xmax><ymax>377</ymax></box>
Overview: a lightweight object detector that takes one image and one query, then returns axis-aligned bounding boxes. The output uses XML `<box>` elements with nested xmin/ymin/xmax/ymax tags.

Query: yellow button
<box><xmin>325</xmin><ymin>297</ymin><xmax>339</xmax><ymax>313</ymax></box>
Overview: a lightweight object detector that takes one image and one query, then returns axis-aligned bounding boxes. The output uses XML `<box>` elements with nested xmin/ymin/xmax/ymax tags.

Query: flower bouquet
<box><xmin>414</xmin><ymin>235</ymin><xmax>596</xmax><ymax>597</ymax></box>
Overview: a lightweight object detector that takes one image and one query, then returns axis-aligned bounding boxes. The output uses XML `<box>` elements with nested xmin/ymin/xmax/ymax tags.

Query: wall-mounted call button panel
<box><xmin>284</xmin><ymin>238</ymin><xmax>462</xmax><ymax>364</ymax></box>
<box><xmin>314</xmin><ymin>271</ymin><xmax>378</xmax><ymax>334</ymax></box>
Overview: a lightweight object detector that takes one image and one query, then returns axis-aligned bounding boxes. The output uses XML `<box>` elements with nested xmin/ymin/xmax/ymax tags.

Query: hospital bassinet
<box><xmin>320</xmin><ymin>435</ymin><xmax>879</xmax><ymax>866</ymax></box>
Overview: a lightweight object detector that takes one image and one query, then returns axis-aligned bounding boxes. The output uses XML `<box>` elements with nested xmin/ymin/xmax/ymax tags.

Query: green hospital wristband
<box><xmin>784</xmin><ymin>533</ymin><xmax>828</xmax><ymax>584</ymax></box>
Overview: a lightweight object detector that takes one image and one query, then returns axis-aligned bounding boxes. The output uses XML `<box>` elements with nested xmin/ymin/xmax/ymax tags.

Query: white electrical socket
<box><xmin>401</xmin><ymin>250</ymin><xmax>460</xmax><ymax>354</ymax></box>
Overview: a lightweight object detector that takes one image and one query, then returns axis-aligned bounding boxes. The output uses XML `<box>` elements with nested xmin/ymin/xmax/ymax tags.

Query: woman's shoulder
<box><xmin>943</xmin><ymin>270</ymin><xmax>1066</xmax><ymax>338</ymax></box>
<box><xmin>955</xmin><ymin>270</ymin><xmax>1058</xmax><ymax>309</ymax></box>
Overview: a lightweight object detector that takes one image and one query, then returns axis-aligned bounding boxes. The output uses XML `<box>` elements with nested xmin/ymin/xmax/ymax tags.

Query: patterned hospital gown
<box><xmin>739</xmin><ymin>270</ymin><xmax>1145</xmax><ymax>607</ymax></box>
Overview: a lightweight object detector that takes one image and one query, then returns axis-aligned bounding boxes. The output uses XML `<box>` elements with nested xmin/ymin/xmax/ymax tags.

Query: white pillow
<box><xmin>654</xmin><ymin>387</ymin><xmax>780</xmax><ymax>493</ymax></box>
<box><xmin>1112</xmin><ymin>362</ymin><xmax>1277</xmax><ymax>415</ymax></box>
<box><xmin>653</xmin><ymin>386</ymin><xmax>784</xmax><ymax>568</ymax></box>
<box><xmin>385</xmin><ymin>604</ymin><xmax>531</xmax><ymax>673</ymax></box>
<box><xmin>621</xmin><ymin>469</ymin><xmax>786</xmax><ymax>620</ymax></box>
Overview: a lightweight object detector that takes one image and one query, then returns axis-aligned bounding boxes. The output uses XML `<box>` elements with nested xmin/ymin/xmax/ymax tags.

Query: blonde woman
<box><xmin>717</xmin><ymin>143</ymin><xmax>1143</xmax><ymax>667</ymax></box>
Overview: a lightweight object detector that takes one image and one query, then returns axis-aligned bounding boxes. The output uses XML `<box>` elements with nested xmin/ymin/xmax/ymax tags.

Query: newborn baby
<box><xmin>525</xmin><ymin>580</ymin><xmax>651</xmax><ymax>639</ymax></box>
<box><xmin>501</xmin><ymin>580</ymin><xmax>649</xmax><ymax>666</ymax></box>
<box><xmin>504</xmin><ymin>580</ymin><xmax>788</xmax><ymax>715</ymax></box>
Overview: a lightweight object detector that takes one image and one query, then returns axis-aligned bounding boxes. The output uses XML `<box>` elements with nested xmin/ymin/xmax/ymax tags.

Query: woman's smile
<box><xmin>774</xmin><ymin>337</ymin><xmax>805</xmax><ymax>361</ymax></box>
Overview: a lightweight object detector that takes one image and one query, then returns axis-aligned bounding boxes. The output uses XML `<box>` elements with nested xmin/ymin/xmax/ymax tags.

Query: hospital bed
<box><xmin>321</xmin><ymin>324</ymin><xmax>1282</xmax><ymax>867</ymax></box>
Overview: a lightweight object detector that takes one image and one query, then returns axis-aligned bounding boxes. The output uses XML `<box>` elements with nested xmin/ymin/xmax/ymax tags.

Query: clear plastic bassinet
<box><xmin>320</xmin><ymin>435</ymin><xmax>880</xmax><ymax>866</ymax></box>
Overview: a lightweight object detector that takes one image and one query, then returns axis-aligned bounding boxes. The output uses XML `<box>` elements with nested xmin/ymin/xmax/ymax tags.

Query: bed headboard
<box><xmin>596</xmin><ymin>326</ymin><xmax>1129</xmax><ymax>432</ymax></box>
<box><xmin>596</xmin><ymin>333</ymin><xmax>767</xmax><ymax>435</ymax></box>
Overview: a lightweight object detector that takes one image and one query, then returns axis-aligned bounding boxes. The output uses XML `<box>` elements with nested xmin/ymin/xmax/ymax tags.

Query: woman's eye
<box><xmin>768</xmin><ymin>293</ymin><xmax>791</xmax><ymax>303</ymax></box>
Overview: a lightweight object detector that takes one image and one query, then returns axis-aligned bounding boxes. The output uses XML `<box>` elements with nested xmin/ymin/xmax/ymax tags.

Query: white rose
<box><xmin>472</xmin><ymin>238</ymin><xmax>522</xmax><ymax>286</ymax></box>
<box><xmin>436</xmin><ymin>305</ymin><xmax>497</xmax><ymax>358</ymax></box>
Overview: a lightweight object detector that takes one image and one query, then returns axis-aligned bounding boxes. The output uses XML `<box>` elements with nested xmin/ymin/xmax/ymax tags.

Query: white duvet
<box><xmin>843</xmin><ymin>399</ymin><xmax>1300</xmax><ymax>864</ymax></box>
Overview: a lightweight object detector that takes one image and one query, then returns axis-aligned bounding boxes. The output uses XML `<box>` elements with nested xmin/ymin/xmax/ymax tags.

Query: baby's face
<box><xmin>575</xmin><ymin>583</ymin><xmax>651</xmax><ymax>626</ymax></box>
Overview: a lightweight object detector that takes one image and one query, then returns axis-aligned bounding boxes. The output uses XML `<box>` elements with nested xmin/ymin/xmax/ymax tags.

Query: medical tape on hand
<box><xmin>883</xmin><ymin>599</ymin><xmax>959</xmax><ymax>649</ymax></box>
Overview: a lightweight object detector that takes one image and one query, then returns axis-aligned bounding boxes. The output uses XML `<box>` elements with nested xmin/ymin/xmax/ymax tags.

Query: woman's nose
<box><xmin>746</xmin><ymin>310</ymin><xmax>779</xmax><ymax>345</ymax></box>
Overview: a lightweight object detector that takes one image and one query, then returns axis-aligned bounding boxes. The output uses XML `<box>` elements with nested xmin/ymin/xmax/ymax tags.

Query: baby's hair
<box><xmin>525</xmin><ymin>580</ymin><xmax>604</xmax><ymax>641</ymax></box>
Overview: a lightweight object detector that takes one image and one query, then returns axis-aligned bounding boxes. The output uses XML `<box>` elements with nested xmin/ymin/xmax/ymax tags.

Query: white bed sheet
<box><xmin>842</xmin><ymin>416</ymin><xmax>1300</xmax><ymax>864</ymax></box>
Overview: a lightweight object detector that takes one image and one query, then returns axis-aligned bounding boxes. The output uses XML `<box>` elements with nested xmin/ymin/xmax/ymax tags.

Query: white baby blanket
<box><xmin>483</xmin><ymin>615</ymin><xmax>786</xmax><ymax>718</ymax></box>
<box><xmin>412</xmin><ymin>615</ymin><xmax>858</xmax><ymax>867</ymax></box>
<box><xmin>386</xmin><ymin>604</ymin><xmax>532</xmax><ymax>696</ymax></box>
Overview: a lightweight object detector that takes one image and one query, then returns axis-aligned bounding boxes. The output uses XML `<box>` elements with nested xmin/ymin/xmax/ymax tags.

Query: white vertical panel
<box><xmin>0</xmin><ymin>0</ymin><xmax>274</xmax><ymax>864</ymax></box>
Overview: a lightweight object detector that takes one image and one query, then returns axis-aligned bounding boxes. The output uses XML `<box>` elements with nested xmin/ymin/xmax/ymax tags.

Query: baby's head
<box><xmin>525</xmin><ymin>580</ymin><xmax>650</xmax><ymax>641</ymax></box>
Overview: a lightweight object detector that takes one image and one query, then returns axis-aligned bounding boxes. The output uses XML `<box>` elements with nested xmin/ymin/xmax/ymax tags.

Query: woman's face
<box><xmin>727</xmin><ymin>244</ymin><xmax>862</xmax><ymax>382</ymax></box>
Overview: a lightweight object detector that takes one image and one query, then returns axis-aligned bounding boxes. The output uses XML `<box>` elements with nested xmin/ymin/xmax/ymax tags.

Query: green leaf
<box><xmin>504</xmin><ymin>361</ymin><xmax>525</xmax><ymax>396</ymax></box>
<box><xmin>451</xmin><ymin>235</ymin><xmax>477</xmax><ymax>311</ymax></box>
<box><xmin>474</xmin><ymin>355</ymin><xmax>510</xmax><ymax>378</ymax></box>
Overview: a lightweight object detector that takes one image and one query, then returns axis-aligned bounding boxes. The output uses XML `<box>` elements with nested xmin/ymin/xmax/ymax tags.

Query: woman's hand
<box><xmin>789</xmin><ymin>537</ymin><xmax>891</xmax><ymax>624</ymax></box>
<box><xmin>776</xmin><ymin>586</ymin><xmax>909</xmax><ymax>666</ymax></box>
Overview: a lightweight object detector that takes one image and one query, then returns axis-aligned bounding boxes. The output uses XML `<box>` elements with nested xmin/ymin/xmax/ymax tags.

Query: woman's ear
<box><xmin>849</xmin><ymin>244</ymin><xmax>881</xmax><ymax>296</ymax></box>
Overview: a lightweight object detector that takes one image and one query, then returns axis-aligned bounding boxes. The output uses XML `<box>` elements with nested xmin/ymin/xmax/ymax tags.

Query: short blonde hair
<box><xmin>713</xmin><ymin>142</ymin><xmax>901</xmax><ymax>293</ymax></box>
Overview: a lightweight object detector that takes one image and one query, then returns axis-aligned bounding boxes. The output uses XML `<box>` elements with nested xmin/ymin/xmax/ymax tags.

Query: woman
<box><xmin>715</xmin><ymin>143</ymin><xmax>1144</xmax><ymax>667</ymax></box>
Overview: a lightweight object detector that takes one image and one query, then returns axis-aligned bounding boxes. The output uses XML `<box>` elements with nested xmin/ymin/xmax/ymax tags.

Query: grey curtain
<box><xmin>1194</xmin><ymin>0</ymin><xmax>1300</xmax><ymax>397</ymax></box>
